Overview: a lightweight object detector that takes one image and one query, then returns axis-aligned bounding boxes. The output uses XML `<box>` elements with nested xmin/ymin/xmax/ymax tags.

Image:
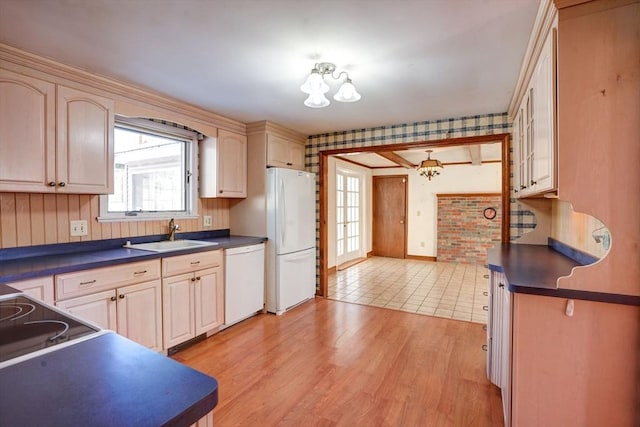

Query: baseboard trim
<box><xmin>405</xmin><ymin>255</ymin><xmax>437</xmax><ymax>262</ymax></box>
<box><xmin>366</xmin><ymin>251</ymin><xmax>373</xmax><ymax>258</ymax></box>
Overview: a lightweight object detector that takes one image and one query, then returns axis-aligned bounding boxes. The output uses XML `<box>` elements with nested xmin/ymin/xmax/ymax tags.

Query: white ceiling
<box><xmin>0</xmin><ymin>0</ymin><xmax>539</xmax><ymax>136</ymax></box>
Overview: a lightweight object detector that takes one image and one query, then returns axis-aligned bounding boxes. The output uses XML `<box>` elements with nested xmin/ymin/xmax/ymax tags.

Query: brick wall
<box><xmin>437</xmin><ymin>194</ymin><xmax>502</xmax><ymax>264</ymax></box>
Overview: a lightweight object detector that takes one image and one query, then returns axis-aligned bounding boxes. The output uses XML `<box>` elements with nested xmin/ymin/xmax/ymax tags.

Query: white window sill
<box><xmin>97</xmin><ymin>214</ymin><xmax>200</xmax><ymax>223</ymax></box>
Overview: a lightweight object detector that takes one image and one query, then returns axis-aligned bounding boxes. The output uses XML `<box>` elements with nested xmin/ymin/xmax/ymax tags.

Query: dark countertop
<box><xmin>0</xmin><ymin>331</ymin><xmax>218</xmax><ymax>426</ymax></box>
<box><xmin>487</xmin><ymin>243</ymin><xmax>640</xmax><ymax>306</ymax></box>
<box><xmin>0</xmin><ymin>233</ymin><xmax>267</xmax><ymax>283</ymax></box>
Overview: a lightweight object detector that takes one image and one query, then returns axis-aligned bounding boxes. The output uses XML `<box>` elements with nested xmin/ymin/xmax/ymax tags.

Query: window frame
<box><xmin>98</xmin><ymin>116</ymin><xmax>199</xmax><ymax>223</ymax></box>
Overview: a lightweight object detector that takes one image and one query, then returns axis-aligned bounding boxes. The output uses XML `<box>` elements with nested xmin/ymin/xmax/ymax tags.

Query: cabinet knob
<box><xmin>483</xmin><ymin>291</ymin><xmax>488</xmax><ymax>296</ymax></box>
<box><xmin>191</xmin><ymin>277</ymin><xmax>196</xmax><ymax>282</ymax></box>
<box><xmin>482</xmin><ymin>344</ymin><xmax>487</xmax><ymax>351</ymax></box>
<box><xmin>286</xmin><ymin>162</ymin><xmax>292</xmax><ymax>166</ymax></box>
<box><xmin>499</xmin><ymin>282</ymin><xmax>505</xmax><ymax>288</ymax></box>
<box><xmin>110</xmin><ymin>296</ymin><xmax>117</xmax><ymax>302</ymax></box>
<box><xmin>195</xmin><ymin>277</ymin><xmax>201</xmax><ymax>281</ymax></box>
<box><xmin>530</xmin><ymin>180</ymin><xmax>537</xmax><ymax>186</ymax></box>
<box><xmin>482</xmin><ymin>305</ymin><xmax>489</xmax><ymax>311</ymax></box>
<box><xmin>520</xmin><ymin>185</ymin><xmax>527</xmax><ymax>190</ymax></box>
<box><xmin>58</xmin><ymin>182</ymin><xmax>66</xmax><ymax>187</ymax></box>
<box><xmin>118</xmin><ymin>294</ymin><xmax>125</xmax><ymax>299</ymax></box>
<box><xmin>483</xmin><ymin>274</ymin><xmax>489</xmax><ymax>279</ymax></box>
<box><xmin>219</xmin><ymin>190</ymin><xmax>223</xmax><ymax>193</ymax></box>
<box><xmin>48</xmin><ymin>181</ymin><xmax>56</xmax><ymax>187</ymax></box>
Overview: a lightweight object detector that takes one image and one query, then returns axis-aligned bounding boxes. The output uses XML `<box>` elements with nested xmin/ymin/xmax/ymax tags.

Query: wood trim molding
<box><xmin>507</xmin><ymin>0</ymin><xmax>558</xmax><ymax>119</ymax></box>
<box><xmin>0</xmin><ymin>43</ymin><xmax>246</xmax><ymax>134</ymax></box>
<box><xmin>318</xmin><ymin>133</ymin><xmax>511</xmax><ymax>297</ymax></box>
<box><xmin>405</xmin><ymin>255</ymin><xmax>437</xmax><ymax>262</ymax></box>
<box><xmin>245</xmin><ymin>120</ymin><xmax>307</xmax><ymax>143</ymax></box>
<box><xmin>327</xmin><ymin>266</ymin><xmax>336</xmax><ymax>275</ymax></box>
<box><xmin>366</xmin><ymin>251</ymin><xmax>373</xmax><ymax>258</ymax></box>
<box><xmin>436</xmin><ymin>193</ymin><xmax>502</xmax><ymax>198</ymax></box>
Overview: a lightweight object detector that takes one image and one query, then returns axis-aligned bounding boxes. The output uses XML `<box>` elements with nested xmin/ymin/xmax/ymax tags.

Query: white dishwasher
<box><xmin>224</xmin><ymin>243</ymin><xmax>265</xmax><ymax>327</ymax></box>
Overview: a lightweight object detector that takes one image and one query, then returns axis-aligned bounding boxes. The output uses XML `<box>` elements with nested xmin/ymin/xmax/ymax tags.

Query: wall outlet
<box><xmin>70</xmin><ymin>220</ymin><xmax>88</xmax><ymax>237</ymax></box>
<box><xmin>203</xmin><ymin>216</ymin><xmax>213</xmax><ymax>227</ymax></box>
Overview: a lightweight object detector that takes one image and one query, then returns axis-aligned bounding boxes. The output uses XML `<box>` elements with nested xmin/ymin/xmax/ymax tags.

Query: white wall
<box><xmin>373</xmin><ymin>163</ymin><xmax>501</xmax><ymax>257</ymax></box>
<box><xmin>327</xmin><ymin>157</ymin><xmax>372</xmax><ymax>268</ymax></box>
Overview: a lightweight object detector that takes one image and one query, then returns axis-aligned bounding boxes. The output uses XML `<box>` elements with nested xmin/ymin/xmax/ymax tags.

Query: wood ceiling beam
<box><xmin>376</xmin><ymin>151</ymin><xmax>416</xmax><ymax>169</ymax></box>
<box><xmin>468</xmin><ymin>145</ymin><xmax>482</xmax><ymax>165</ymax></box>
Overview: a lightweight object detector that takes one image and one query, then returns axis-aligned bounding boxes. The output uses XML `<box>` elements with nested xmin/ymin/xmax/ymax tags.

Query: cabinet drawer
<box><xmin>56</xmin><ymin>260</ymin><xmax>161</xmax><ymax>300</ymax></box>
<box><xmin>162</xmin><ymin>250</ymin><xmax>222</xmax><ymax>277</ymax></box>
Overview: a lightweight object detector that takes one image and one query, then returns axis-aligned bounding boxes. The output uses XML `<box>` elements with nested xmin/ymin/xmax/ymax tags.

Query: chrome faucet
<box><xmin>168</xmin><ymin>218</ymin><xmax>180</xmax><ymax>241</ymax></box>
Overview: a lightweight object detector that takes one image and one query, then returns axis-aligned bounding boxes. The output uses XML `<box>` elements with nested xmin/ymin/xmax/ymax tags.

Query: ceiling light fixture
<box><xmin>417</xmin><ymin>150</ymin><xmax>444</xmax><ymax>180</ymax></box>
<box><xmin>300</xmin><ymin>62</ymin><xmax>361</xmax><ymax>108</ymax></box>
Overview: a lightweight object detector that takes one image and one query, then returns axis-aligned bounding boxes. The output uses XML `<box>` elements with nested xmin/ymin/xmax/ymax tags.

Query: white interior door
<box><xmin>336</xmin><ymin>170</ymin><xmax>362</xmax><ymax>265</ymax></box>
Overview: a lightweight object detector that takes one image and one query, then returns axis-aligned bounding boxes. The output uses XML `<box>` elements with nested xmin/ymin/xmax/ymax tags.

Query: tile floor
<box><xmin>327</xmin><ymin>257</ymin><xmax>489</xmax><ymax>324</ymax></box>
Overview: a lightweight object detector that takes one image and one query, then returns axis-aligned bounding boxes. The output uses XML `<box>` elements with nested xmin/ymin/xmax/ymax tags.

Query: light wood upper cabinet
<box><xmin>0</xmin><ymin>70</ymin><xmax>114</xmax><ymax>194</ymax></box>
<box><xmin>512</xmin><ymin>18</ymin><xmax>557</xmax><ymax>198</ymax></box>
<box><xmin>267</xmin><ymin>134</ymin><xmax>305</xmax><ymax>170</ymax></box>
<box><xmin>200</xmin><ymin>129</ymin><xmax>247</xmax><ymax>198</ymax></box>
<box><xmin>56</xmin><ymin>85</ymin><xmax>114</xmax><ymax>194</ymax></box>
<box><xmin>0</xmin><ymin>69</ymin><xmax>56</xmax><ymax>193</ymax></box>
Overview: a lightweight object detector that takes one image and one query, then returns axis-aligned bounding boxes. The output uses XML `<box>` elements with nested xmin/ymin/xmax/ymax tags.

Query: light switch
<box><xmin>70</xmin><ymin>220</ymin><xmax>88</xmax><ymax>237</ymax></box>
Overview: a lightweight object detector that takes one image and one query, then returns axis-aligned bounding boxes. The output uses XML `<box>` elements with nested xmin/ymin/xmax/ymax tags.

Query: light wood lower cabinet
<box><xmin>162</xmin><ymin>251</ymin><xmax>224</xmax><ymax>350</ymax></box>
<box><xmin>55</xmin><ymin>260</ymin><xmax>163</xmax><ymax>351</ymax></box>
<box><xmin>56</xmin><ymin>280</ymin><xmax>163</xmax><ymax>352</ymax></box>
<box><xmin>5</xmin><ymin>276</ymin><xmax>54</xmax><ymax>304</ymax></box>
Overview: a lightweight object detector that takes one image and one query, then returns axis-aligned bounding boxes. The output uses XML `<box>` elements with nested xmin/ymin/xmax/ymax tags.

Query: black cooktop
<box><xmin>0</xmin><ymin>294</ymin><xmax>100</xmax><ymax>365</ymax></box>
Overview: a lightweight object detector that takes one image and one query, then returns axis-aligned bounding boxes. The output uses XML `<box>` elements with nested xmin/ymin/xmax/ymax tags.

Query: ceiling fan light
<box><xmin>333</xmin><ymin>79</ymin><xmax>361</xmax><ymax>103</ymax></box>
<box><xmin>304</xmin><ymin>92</ymin><xmax>330</xmax><ymax>108</ymax></box>
<box><xmin>300</xmin><ymin>69</ymin><xmax>329</xmax><ymax>94</ymax></box>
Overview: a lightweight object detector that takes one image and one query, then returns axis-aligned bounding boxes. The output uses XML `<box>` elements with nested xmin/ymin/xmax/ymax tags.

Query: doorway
<box><xmin>336</xmin><ymin>169</ymin><xmax>363</xmax><ymax>266</ymax></box>
<box><xmin>318</xmin><ymin>133</ymin><xmax>511</xmax><ymax>297</ymax></box>
<box><xmin>372</xmin><ymin>175</ymin><xmax>407</xmax><ymax>258</ymax></box>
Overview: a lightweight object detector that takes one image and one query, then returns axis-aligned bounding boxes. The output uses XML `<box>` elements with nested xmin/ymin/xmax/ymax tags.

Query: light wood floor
<box><xmin>172</xmin><ymin>298</ymin><xmax>503</xmax><ymax>426</ymax></box>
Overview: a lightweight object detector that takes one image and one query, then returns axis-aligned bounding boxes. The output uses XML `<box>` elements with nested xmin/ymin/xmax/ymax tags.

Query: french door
<box><xmin>336</xmin><ymin>170</ymin><xmax>362</xmax><ymax>265</ymax></box>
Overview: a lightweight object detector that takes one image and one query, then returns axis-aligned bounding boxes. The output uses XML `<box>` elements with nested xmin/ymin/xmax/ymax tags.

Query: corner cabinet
<box><xmin>0</xmin><ymin>68</ymin><xmax>114</xmax><ymax>194</ymax></box>
<box><xmin>200</xmin><ymin>129</ymin><xmax>247</xmax><ymax>198</ymax></box>
<box><xmin>162</xmin><ymin>250</ymin><xmax>224</xmax><ymax>349</ymax></box>
<box><xmin>512</xmin><ymin>16</ymin><xmax>557</xmax><ymax>198</ymax></box>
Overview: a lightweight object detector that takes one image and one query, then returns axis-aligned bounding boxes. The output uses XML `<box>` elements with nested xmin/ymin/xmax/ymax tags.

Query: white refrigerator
<box><xmin>266</xmin><ymin>167</ymin><xmax>316</xmax><ymax>315</ymax></box>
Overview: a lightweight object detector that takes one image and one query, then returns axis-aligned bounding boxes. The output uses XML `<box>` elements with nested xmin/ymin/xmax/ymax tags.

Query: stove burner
<box><xmin>0</xmin><ymin>302</ymin><xmax>36</xmax><ymax>322</ymax></box>
<box><xmin>0</xmin><ymin>294</ymin><xmax>100</xmax><ymax>366</ymax></box>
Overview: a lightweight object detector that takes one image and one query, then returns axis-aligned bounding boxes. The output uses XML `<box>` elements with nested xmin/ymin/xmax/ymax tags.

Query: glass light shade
<box><xmin>333</xmin><ymin>80</ymin><xmax>361</xmax><ymax>102</ymax></box>
<box><xmin>300</xmin><ymin>70</ymin><xmax>329</xmax><ymax>94</ymax></box>
<box><xmin>417</xmin><ymin>154</ymin><xmax>443</xmax><ymax>181</ymax></box>
<box><xmin>304</xmin><ymin>92</ymin><xmax>330</xmax><ymax>108</ymax></box>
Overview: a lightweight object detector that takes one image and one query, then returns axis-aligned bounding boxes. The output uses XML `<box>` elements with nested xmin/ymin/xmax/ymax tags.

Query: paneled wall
<box><xmin>0</xmin><ymin>192</ymin><xmax>229</xmax><ymax>248</ymax></box>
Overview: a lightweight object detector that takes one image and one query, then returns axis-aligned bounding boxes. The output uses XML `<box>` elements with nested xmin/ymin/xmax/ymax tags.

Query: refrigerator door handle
<box><xmin>280</xmin><ymin>178</ymin><xmax>286</xmax><ymax>247</ymax></box>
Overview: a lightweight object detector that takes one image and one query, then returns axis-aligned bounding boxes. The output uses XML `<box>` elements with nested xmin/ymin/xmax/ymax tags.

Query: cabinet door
<box><xmin>532</xmin><ymin>26</ymin><xmax>557</xmax><ymax>193</ymax></box>
<box><xmin>194</xmin><ymin>267</ymin><xmax>224</xmax><ymax>335</ymax></box>
<box><xmin>288</xmin><ymin>141</ymin><xmax>306</xmax><ymax>170</ymax></box>
<box><xmin>56</xmin><ymin>85</ymin><xmax>114</xmax><ymax>194</ymax></box>
<box><xmin>0</xmin><ymin>69</ymin><xmax>56</xmax><ymax>192</ymax></box>
<box><xmin>217</xmin><ymin>129</ymin><xmax>247</xmax><ymax>198</ymax></box>
<box><xmin>512</xmin><ymin>110</ymin><xmax>523</xmax><ymax>198</ymax></box>
<box><xmin>56</xmin><ymin>289</ymin><xmax>117</xmax><ymax>330</ymax></box>
<box><xmin>266</xmin><ymin>134</ymin><xmax>292</xmax><ymax>168</ymax></box>
<box><xmin>162</xmin><ymin>273</ymin><xmax>195</xmax><ymax>348</ymax></box>
<box><xmin>7</xmin><ymin>276</ymin><xmax>54</xmax><ymax>304</ymax></box>
<box><xmin>117</xmin><ymin>280</ymin><xmax>163</xmax><ymax>352</ymax></box>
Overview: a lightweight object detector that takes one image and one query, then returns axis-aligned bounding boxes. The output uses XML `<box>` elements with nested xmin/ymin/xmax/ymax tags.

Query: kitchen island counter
<box><xmin>0</xmin><ymin>331</ymin><xmax>218</xmax><ymax>426</ymax></box>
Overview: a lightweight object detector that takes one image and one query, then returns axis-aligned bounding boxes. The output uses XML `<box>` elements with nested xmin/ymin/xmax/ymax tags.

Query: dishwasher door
<box><xmin>224</xmin><ymin>243</ymin><xmax>265</xmax><ymax>327</ymax></box>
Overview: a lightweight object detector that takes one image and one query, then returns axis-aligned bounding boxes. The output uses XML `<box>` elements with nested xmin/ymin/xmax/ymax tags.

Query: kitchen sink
<box><xmin>124</xmin><ymin>240</ymin><xmax>218</xmax><ymax>253</ymax></box>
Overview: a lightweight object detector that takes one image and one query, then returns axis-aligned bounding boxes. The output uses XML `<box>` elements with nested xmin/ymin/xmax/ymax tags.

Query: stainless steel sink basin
<box><xmin>124</xmin><ymin>240</ymin><xmax>218</xmax><ymax>253</ymax></box>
